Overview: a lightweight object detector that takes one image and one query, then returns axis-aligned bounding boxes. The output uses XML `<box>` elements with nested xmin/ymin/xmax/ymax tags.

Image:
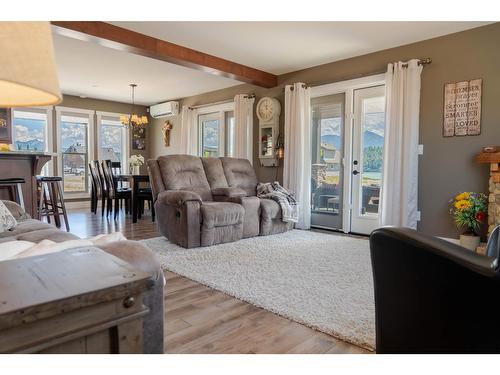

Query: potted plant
<box><xmin>449</xmin><ymin>192</ymin><xmax>487</xmax><ymax>251</ymax></box>
<box><xmin>129</xmin><ymin>154</ymin><xmax>145</xmax><ymax>175</ymax></box>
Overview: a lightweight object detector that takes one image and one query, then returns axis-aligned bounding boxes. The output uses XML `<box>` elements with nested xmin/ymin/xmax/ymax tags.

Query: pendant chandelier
<box><xmin>120</xmin><ymin>84</ymin><xmax>148</xmax><ymax>128</ymax></box>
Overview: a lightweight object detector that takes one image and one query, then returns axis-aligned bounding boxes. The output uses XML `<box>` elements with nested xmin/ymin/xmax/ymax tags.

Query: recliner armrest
<box><xmin>157</xmin><ymin>190</ymin><xmax>202</xmax><ymax>208</ymax></box>
<box><xmin>212</xmin><ymin>187</ymin><xmax>247</xmax><ymax>198</ymax></box>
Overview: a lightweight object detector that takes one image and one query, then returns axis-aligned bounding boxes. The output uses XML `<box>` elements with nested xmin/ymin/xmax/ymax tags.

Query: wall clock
<box><xmin>256</xmin><ymin>97</ymin><xmax>281</xmax><ymax>167</ymax></box>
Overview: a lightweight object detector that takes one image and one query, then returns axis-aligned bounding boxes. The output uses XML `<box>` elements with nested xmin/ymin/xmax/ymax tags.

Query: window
<box><xmin>56</xmin><ymin>107</ymin><xmax>94</xmax><ymax>195</ymax></box>
<box><xmin>97</xmin><ymin>111</ymin><xmax>129</xmax><ymax>170</ymax></box>
<box><xmin>197</xmin><ymin>102</ymin><xmax>235</xmax><ymax>157</ymax></box>
<box><xmin>12</xmin><ymin>107</ymin><xmax>53</xmax><ymax>175</ymax></box>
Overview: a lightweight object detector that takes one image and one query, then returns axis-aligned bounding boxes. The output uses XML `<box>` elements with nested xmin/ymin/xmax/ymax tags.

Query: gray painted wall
<box><xmin>150</xmin><ymin>22</ymin><xmax>500</xmax><ymax>238</ymax></box>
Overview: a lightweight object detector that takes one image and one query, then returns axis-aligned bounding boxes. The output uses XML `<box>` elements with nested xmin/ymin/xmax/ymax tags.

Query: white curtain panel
<box><xmin>179</xmin><ymin>106</ymin><xmax>197</xmax><ymax>155</ymax></box>
<box><xmin>284</xmin><ymin>83</ymin><xmax>312</xmax><ymax>230</ymax></box>
<box><xmin>379</xmin><ymin>59</ymin><xmax>423</xmax><ymax>229</ymax></box>
<box><xmin>233</xmin><ymin>94</ymin><xmax>255</xmax><ymax>163</ymax></box>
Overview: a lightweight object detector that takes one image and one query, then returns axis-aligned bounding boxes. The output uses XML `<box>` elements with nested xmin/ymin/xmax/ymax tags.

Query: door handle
<box><xmin>352</xmin><ymin>170</ymin><xmax>360</xmax><ymax>175</ymax></box>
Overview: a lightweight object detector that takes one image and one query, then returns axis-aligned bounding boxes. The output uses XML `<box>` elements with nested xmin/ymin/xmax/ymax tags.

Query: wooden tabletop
<box><xmin>0</xmin><ymin>247</ymin><xmax>153</xmax><ymax>330</ymax></box>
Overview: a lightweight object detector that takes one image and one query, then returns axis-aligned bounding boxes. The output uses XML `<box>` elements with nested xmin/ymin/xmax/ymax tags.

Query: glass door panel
<box><xmin>199</xmin><ymin>113</ymin><xmax>221</xmax><ymax>157</ymax></box>
<box><xmin>351</xmin><ymin>85</ymin><xmax>385</xmax><ymax>234</ymax></box>
<box><xmin>310</xmin><ymin>93</ymin><xmax>345</xmax><ymax>230</ymax></box>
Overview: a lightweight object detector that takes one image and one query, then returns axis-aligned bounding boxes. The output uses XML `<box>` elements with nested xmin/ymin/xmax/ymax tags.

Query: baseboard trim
<box><xmin>65</xmin><ymin>200</ymin><xmax>91</xmax><ymax>210</ymax></box>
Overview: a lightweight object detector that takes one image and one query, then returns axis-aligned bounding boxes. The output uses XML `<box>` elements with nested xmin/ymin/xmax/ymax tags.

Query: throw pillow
<box><xmin>0</xmin><ymin>200</ymin><xmax>18</xmax><ymax>233</ymax></box>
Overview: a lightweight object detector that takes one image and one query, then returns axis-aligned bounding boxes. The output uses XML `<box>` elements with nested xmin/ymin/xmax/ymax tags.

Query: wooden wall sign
<box><xmin>443</xmin><ymin>78</ymin><xmax>482</xmax><ymax>137</ymax></box>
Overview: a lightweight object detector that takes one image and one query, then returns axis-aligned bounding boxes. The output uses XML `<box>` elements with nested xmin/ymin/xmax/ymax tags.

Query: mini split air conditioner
<box><xmin>149</xmin><ymin>101</ymin><xmax>179</xmax><ymax>118</ymax></box>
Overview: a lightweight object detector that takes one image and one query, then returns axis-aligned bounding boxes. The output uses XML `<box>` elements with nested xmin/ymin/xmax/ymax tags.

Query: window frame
<box><xmin>96</xmin><ymin>111</ymin><xmax>130</xmax><ymax>171</ymax></box>
<box><xmin>10</xmin><ymin>106</ymin><xmax>54</xmax><ymax>176</ymax></box>
<box><xmin>55</xmin><ymin>106</ymin><xmax>95</xmax><ymax>198</ymax></box>
<box><xmin>196</xmin><ymin>102</ymin><xmax>235</xmax><ymax>158</ymax></box>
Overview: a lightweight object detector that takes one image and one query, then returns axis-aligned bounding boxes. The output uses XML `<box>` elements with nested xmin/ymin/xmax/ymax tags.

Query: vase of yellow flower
<box><xmin>450</xmin><ymin>192</ymin><xmax>487</xmax><ymax>251</ymax></box>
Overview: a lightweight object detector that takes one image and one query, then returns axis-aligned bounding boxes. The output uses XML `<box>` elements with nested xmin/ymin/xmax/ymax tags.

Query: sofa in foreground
<box><xmin>0</xmin><ymin>200</ymin><xmax>164</xmax><ymax>354</ymax></box>
<box><xmin>147</xmin><ymin>155</ymin><xmax>293</xmax><ymax>248</ymax></box>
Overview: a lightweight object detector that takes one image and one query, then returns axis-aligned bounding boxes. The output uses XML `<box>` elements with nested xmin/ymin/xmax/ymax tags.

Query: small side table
<box><xmin>0</xmin><ymin>247</ymin><xmax>153</xmax><ymax>354</ymax></box>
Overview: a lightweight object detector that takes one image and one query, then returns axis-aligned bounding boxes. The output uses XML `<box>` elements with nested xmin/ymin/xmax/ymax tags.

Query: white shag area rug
<box><xmin>141</xmin><ymin>230</ymin><xmax>375</xmax><ymax>350</ymax></box>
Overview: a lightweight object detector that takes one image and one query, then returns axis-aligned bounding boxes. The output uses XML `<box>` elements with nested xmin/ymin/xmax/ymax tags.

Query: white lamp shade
<box><xmin>0</xmin><ymin>21</ymin><xmax>62</xmax><ymax>107</ymax></box>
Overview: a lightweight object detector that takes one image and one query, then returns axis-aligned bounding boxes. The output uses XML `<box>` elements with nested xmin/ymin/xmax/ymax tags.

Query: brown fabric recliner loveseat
<box><xmin>147</xmin><ymin>155</ymin><xmax>293</xmax><ymax>248</ymax></box>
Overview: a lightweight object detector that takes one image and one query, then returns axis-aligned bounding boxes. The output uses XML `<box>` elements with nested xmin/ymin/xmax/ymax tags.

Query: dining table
<box><xmin>116</xmin><ymin>174</ymin><xmax>151</xmax><ymax>223</ymax></box>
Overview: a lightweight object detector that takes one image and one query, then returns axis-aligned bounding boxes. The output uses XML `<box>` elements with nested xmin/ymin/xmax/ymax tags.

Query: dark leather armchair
<box><xmin>370</xmin><ymin>227</ymin><xmax>500</xmax><ymax>353</ymax></box>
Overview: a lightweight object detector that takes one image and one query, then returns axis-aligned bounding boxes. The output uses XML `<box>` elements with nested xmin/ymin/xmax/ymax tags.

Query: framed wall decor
<box><xmin>131</xmin><ymin>126</ymin><xmax>146</xmax><ymax>150</ymax></box>
<box><xmin>443</xmin><ymin>78</ymin><xmax>482</xmax><ymax>137</ymax></box>
<box><xmin>0</xmin><ymin>108</ymin><xmax>12</xmax><ymax>144</ymax></box>
<box><xmin>132</xmin><ymin>138</ymin><xmax>145</xmax><ymax>150</ymax></box>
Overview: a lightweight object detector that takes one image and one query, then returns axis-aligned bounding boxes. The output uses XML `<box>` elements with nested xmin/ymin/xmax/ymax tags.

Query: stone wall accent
<box><xmin>475</xmin><ymin>150</ymin><xmax>500</xmax><ymax>237</ymax></box>
<box><xmin>488</xmin><ymin>176</ymin><xmax>500</xmax><ymax>235</ymax></box>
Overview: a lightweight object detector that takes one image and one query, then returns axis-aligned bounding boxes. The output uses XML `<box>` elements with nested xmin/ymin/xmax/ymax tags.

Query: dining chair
<box><xmin>88</xmin><ymin>162</ymin><xmax>101</xmax><ymax>214</ymax></box>
<box><xmin>102</xmin><ymin>160</ymin><xmax>131</xmax><ymax>219</ymax></box>
<box><xmin>95</xmin><ymin>160</ymin><xmax>108</xmax><ymax>217</ymax></box>
<box><xmin>110</xmin><ymin>161</ymin><xmax>122</xmax><ymax>174</ymax></box>
<box><xmin>110</xmin><ymin>161</ymin><xmax>123</xmax><ymax>190</ymax></box>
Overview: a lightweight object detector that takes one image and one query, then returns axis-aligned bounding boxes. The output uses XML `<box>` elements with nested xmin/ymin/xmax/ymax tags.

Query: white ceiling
<box><xmin>52</xmin><ymin>33</ymin><xmax>241</xmax><ymax>105</ymax></box>
<box><xmin>53</xmin><ymin>22</ymin><xmax>491</xmax><ymax>105</ymax></box>
<box><xmin>111</xmin><ymin>21</ymin><xmax>490</xmax><ymax>74</ymax></box>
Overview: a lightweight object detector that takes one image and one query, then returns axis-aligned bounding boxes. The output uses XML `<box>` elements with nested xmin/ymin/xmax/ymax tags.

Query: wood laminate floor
<box><xmin>66</xmin><ymin>207</ymin><xmax>370</xmax><ymax>354</ymax></box>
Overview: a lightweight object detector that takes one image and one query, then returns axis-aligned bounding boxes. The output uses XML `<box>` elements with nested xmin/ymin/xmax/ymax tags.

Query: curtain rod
<box><xmin>402</xmin><ymin>57</ymin><xmax>432</xmax><ymax>68</ymax></box>
<box><xmin>188</xmin><ymin>94</ymin><xmax>255</xmax><ymax>110</ymax></box>
<box><xmin>286</xmin><ymin>57</ymin><xmax>432</xmax><ymax>91</ymax></box>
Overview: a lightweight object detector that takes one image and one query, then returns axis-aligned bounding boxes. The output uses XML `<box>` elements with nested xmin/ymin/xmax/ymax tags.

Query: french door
<box><xmin>310</xmin><ymin>78</ymin><xmax>386</xmax><ymax>235</ymax></box>
<box><xmin>350</xmin><ymin>85</ymin><xmax>385</xmax><ymax>234</ymax></box>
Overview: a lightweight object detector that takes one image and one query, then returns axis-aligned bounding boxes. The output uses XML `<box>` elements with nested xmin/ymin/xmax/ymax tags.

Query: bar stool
<box><xmin>0</xmin><ymin>178</ymin><xmax>25</xmax><ymax>209</ymax></box>
<box><xmin>36</xmin><ymin>176</ymin><xmax>70</xmax><ymax>232</ymax></box>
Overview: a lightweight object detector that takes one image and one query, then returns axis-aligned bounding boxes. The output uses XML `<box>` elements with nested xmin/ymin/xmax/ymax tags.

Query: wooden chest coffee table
<box><xmin>0</xmin><ymin>247</ymin><xmax>153</xmax><ymax>353</ymax></box>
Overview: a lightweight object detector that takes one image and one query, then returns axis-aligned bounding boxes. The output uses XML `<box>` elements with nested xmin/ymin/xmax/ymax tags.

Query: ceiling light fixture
<box><xmin>120</xmin><ymin>84</ymin><xmax>148</xmax><ymax>128</ymax></box>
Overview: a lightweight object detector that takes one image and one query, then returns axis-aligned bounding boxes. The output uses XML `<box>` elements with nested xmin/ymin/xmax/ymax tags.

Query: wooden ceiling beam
<box><xmin>50</xmin><ymin>21</ymin><xmax>278</xmax><ymax>88</ymax></box>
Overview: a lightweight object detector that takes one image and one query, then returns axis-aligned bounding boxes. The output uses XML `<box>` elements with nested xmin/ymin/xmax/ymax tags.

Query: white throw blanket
<box><xmin>0</xmin><ymin>232</ymin><xmax>127</xmax><ymax>262</ymax></box>
<box><xmin>257</xmin><ymin>182</ymin><xmax>298</xmax><ymax>223</ymax></box>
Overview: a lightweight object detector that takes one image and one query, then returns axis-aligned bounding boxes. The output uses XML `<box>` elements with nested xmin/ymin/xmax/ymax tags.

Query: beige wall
<box><xmin>149</xmin><ymin>22</ymin><xmax>500</xmax><ymax>238</ymax></box>
<box><xmin>150</xmin><ymin>114</ymin><xmax>183</xmax><ymax>158</ymax></box>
